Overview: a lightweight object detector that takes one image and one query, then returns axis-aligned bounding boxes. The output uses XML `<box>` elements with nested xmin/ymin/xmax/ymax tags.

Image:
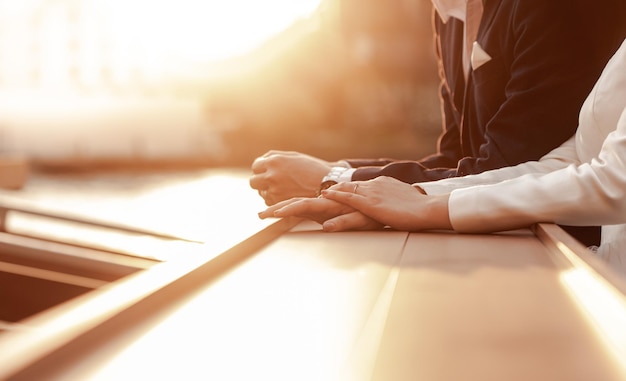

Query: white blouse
<box><xmin>418</xmin><ymin>38</ymin><xmax>626</xmax><ymax>277</ymax></box>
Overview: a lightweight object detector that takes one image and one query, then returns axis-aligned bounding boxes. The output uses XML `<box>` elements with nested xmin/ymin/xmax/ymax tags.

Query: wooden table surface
<box><xmin>2</xmin><ymin>218</ymin><xmax>625</xmax><ymax>381</ymax></box>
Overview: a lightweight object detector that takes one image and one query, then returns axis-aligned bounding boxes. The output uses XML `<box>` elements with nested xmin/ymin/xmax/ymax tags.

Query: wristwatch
<box><xmin>319</xmin><ymin>166</ymin><xmax>349</xmax><ymax>195</ymax></box>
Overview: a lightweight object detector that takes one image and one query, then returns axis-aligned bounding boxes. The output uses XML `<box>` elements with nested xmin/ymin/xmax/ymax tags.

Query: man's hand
<box><xmin>250</xmin><ymin>150</ymin><xmax>335</xmax><ymax>205</ymax></box>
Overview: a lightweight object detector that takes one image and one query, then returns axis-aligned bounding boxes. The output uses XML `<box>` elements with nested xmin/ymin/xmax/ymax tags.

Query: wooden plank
<box><xmin>2</xmin><ymin>222</ymin><xmax>624</xmax><ymax>380</ymax></box>
<box><xmin>0</xmin><ymin>232</ymin><xmax>156</xmax><ymax>281</ymax></box>
<box><xmin>0</xmin><ymin>216</ymin><xmax>301</xmax><ymax>380</ymax></box>
<box><xmin>534</xmin><ymin>223</ymin><xmax>626</xmax><ymax>296</ymax></box>
<box><xmin>0</xmin><ymin>198</ymin><xmax>199</xmax><ymax>243</ymax></box>
<box><xmin>0</xmin><ymin>261</ymin><xmax>106</xmax><ymax>289</ymax></box>
<box><xmin>369</xmin><ymin>230</ymin><xmax>626</xmax><ymax>381</ymax></box>
<box><xmin>534</xmin><ymin>223</ymin><xmax>626</xmax><ymax>375</ymax></box>
<box><xmin>0</xmin><ymin>320</ymin><xmax>29</xmax><ymax>332</ymax></box>
<box><xmin>2</xmin><ymin>221</ymin><xmax>409</xmax><ymax>381</ymax></box>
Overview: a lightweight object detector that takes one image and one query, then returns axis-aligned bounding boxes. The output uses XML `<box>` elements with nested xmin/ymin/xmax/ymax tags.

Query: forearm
<box><xmin>448</xmin><ymin>161</ymin><xmax>626</xmax><ymax>233</ymax></box>
<box><xmin>423</xmin><ymin>193</ymin><xmax>453</xmax><ymax>231</ymax></box>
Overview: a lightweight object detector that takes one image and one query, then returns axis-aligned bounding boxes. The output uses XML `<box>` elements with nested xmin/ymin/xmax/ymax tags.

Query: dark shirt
<box><xmin>347</xmin><ymin>0</ymin><xmax>626</xmax><ymax>184</ymax></box>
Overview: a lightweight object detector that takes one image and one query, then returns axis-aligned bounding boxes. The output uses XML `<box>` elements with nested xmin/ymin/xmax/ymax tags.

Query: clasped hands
<box><xmin>258</xmin><ymin>176</ymin><xmax>453</xmax><ymax>232</ymax></box>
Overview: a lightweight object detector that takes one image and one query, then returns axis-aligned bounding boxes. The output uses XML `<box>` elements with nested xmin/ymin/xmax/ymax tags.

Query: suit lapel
<box><xmin>476</xmin><ymin>0</ymin><xmax>502</xmax><ymax>41</ymax></box>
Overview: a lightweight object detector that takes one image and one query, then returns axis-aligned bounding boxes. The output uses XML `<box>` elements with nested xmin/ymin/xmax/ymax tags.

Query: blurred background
<box><xmin>0</xmin><ymin>0</ymin><xmax>441</xmax><ymax>172</ymax></box>
<box><xmin>0</xmin><ymin>0</ymin><xmax>445</xmax><ymax>325</ymax></box>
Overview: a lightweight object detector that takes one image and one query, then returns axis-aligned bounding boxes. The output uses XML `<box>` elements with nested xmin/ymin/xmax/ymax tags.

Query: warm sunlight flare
<box><xmin>0</xmin><ymin>0</ymin><xmax>434</xmax><ymax>168</ymax></box>
<box><xmin>557</xmin><ymin>242</ymin><xmax>626</xmax><ymax>377</ymax></box>
<box><xmin>4</xmin><ymin>170</ymin><xmax>273</xmax><ymax>261</ymax></box>
<box><xmin>0</xmin><ymin>0</ymin><xmax>325</xmax><ymax>162</ymax></box>
<box><xmin>0</xmin><ymin>0</ymin><xmax>321</xmax><ymax>88</ymax></box>
<box><xmin>144</xmin><ymin>0</ymin><xmax>321</xmax><ymax>62</ymax></box>
<box><xmin>105</xmin><ymin>0</ymin><xmax>323</xmax><ymax>74</ymax></box>
<box><xmin>77</xmin><ymin>233</ymin><xmax>391</xmax><ymax>381</ymax></box>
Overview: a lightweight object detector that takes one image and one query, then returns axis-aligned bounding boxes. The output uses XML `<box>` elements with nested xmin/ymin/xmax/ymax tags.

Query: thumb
<box><xmin>323</xmin><ymin>211</ymin><xmax>383</xmax><ymax>232</ymax></box>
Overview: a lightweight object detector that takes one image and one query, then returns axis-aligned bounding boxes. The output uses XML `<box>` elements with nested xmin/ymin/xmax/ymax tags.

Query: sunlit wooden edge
<box><xmin>0</xmin><ymin>261</ymin><xmax>107</xmax><ymax>289</ymax></box>
<box><xmin>0</xmin><ymin>196</ymin><xmax>201</xmax><ymax>243</ymax></box>
<box><xmin>533</xmin><ymin>223</ymin><xmax>626</xmax><ymax>376</ymax></box>
<box><xmin>0</xmin><ymin>216</ymin><xmax>301</xmax><ymax>380</ymax></box>
<box><xmin>533</xmin><ymin>223</ymin><xmax>626</xmax><ymax>296</ymax></box>
<box><xmin>0</xmin><ymin>231</ymin><xmax>157</xmax><ymax>277</ymax></box>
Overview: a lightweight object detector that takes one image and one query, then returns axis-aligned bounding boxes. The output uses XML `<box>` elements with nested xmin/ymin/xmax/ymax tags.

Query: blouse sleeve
<box><xmin>417</xmin><ymin>135</ymin><xmax>579</xmax><ymax>195</ymax></box>
<box><xmin>448</xmin><ymin>108</ymin><xmax>626</xmax><ymax>233</ymax></box>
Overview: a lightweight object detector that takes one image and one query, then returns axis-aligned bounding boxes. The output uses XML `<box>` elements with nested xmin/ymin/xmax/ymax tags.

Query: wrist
<box><xmin>318</xmin><ymin>166</ymin><xmax>354</xmax><ymax>195</ymax></box>
<box><xmin>425</xmin><ymin>194</ymin><xmax>452</xmax><ymax>230</ymax></box>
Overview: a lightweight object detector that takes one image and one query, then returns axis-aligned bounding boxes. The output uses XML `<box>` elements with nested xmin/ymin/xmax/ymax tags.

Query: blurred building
<box><xmin>0</xmin><ymin>0</ymin><xmax>291</xmax><ymax>167</ymax></box>
<box><xmin>0</xmin><ymin>0</ymin><xmax>161</xmax><ymax>92</ymax></box>
<box><xmin>207</xmin><ymin>0</ymin><xmax>441</xmax><ymax>164</ymax></box>
<box><xmin>0</xmin><ymin>0</ymin><xmax>439</xmax><ymax>169</ymax></box>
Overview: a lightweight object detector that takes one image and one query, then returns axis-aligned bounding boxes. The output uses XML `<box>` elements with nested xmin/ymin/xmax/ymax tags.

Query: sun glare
<box><xmin>146</xmin><ymin>0</ymin><xmax>321</xmax><ymax>62</ymax></box>
<box><xmin>0</xmin><ymin>0</ymin><xmax>322</xmax><ymax>90</ymax></box>
<box><xmin>0</xmin><ymin>0</ymin><xmax>325</xmax><ymax>159</ymax></box>
<box><xmin>100</xmin><ymin>0</ymin><xmax>323</xmax><ymax>71</ymax></box>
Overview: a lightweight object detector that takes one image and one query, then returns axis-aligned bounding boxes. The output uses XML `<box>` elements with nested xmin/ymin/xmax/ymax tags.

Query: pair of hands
<box><xmin>258</xmin><ymin>177</ymin><xmax>451</xmax><ymax>232</ymax></box>
<box><xmin>252</xmin><ymin>152</ymin><xmax>452</xmax><ymax>232</ymax></box>
<box><xmin>257</xmin><ymin>182</ymin><xmax>384</xmax><ymax>232</ymax></box>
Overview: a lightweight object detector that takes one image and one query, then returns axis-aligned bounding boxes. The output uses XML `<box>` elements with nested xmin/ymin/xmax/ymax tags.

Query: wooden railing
<box><xmin>0</xmin><ymin>216</ymin><xmax>625</xmax><ymax>380</ymax></box>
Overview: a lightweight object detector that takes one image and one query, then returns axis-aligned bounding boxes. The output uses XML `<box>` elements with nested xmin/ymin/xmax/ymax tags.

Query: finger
<box><xmin>259</xmin><ymin>189</ymin><xmax>273</xmax><ymax>206</ymax></box>
<box><xmin>258</xmin><ymin>204</ymin><xmax>278</xmax><ymax>220</ymax></box>
<box><xmin>261</xmin><ymin>189</ymin><xmax>279</xmax><ymax>206</ymax></box>
<box><xmin>251</xmin><ymin>156</ymin><xmax>268</xmax><ymax>173</ymax></box>
<box><xmin>273</xmin><ymin>197</ymin><xmax>333</xmax><ymax>218</ymax></box>
<box><xmin>257</xmin><ymin>198</ymin><xmax>303</xmax><ymax>219</ymax></box>
<box><xmin>322</xmin><ymin>211</ymin><xmax>383</xmax><ymax>232</ymax></box>
<box><xmin>327</xmin><ymin>181</ymin><xmax>363</xmax><ymax>193</ymax></box>
<box><xmin>249</xmin><ymin>174</ymin><xmax>267</xmax><ymax>191</ymax></box>
<box><xmin>264</xmin><ymin>194</ymin><xmax>277</xmax><ymax>206</ymax></box>
<box><xmin>321</xmin><ymin>188</ymin><xmax>369</xmax><ymax>209</ymax></box>
<box><xmin>263</xmin><ymin>150</ymin><xmax>298</xmax><ymax>157</ymax></box>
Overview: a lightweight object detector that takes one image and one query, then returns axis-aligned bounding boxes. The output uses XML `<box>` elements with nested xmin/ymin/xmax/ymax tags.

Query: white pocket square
<box><xmin>471</xmin><ymin>41</ymin><xmax>492</xmax><ymax>70</ymax></box>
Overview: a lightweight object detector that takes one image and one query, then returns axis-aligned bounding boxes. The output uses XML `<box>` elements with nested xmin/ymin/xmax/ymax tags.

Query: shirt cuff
<box><xmin>339</xmin><ymin>168</ymin><xmax>356</xmax><ymax>182</ymax></box>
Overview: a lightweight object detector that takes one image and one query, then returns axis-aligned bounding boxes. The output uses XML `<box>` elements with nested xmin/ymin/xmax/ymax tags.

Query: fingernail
<box><xmin>323</xmin><ymin>221</ymin><xmax>336</xmax><ymax>232</ymax></box>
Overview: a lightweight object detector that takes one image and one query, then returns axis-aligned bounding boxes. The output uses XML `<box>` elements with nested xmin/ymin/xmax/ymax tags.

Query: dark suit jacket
<box><xmin>346</xmin><ymin>0</ymin><xmax>626</xmax><ymax>184</ymax></box>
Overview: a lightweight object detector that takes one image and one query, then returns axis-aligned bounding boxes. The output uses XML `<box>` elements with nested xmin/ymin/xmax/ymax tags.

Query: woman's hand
<box><xmin>258</xmin><ymin>176</ymin><xmax>451</xmax><ymax>232</ymax></box>
<box><xmin>258</xmin><ymin>196</ymin><xmax>384</xmax><ymax>231</ymax></box>
<box><xmin>321</xmin><ymin>177</ymin><xmax>452</xmax><ymax>231</ymax></box>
